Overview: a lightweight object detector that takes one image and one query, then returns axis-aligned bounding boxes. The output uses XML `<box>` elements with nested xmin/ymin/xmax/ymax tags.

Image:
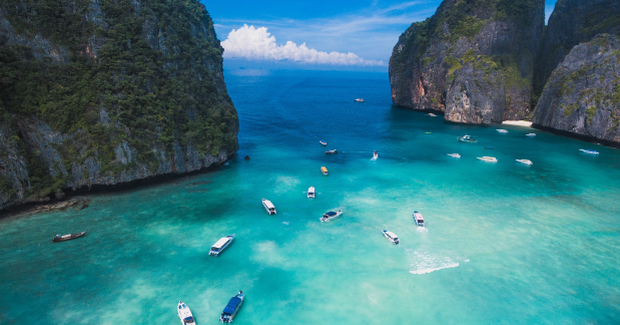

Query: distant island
<box><xmin>390</xmin><ymin>0</ymin><xmax>620</xmax><ymax>145</ymax></box>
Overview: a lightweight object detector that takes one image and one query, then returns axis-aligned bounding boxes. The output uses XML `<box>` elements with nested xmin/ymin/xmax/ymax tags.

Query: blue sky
<box><xmin>203</xmin><ymin>0</ymin><xmax>558</xmax><ymax>69</ymax></box>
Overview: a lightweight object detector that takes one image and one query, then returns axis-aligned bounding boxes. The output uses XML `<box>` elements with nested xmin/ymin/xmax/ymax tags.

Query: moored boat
<box><xmin>579</xmin><ymin>149</ymin><xmax>599</xmax><ymax>155</ymax></box>
<box><xmin>496</xmin><ymin>129</ymin><xmax>508</xmax><ymax>134</ymax></box>
<box><xmin>262</xmin><ymin>198</ymin><xmax>277</xmax><ymax>215</ymax></box>
<box><xmin>382</xmin><ymin>230</ymin><xmax>400</xmax><ymax>244</ymax></box>
<box><xmin>477</xmin><ymin>156</ymin><xmax>498</xmax><ymax>163</ymax></box>
<box><xmin>355</xmin><ymin>98</ymin><xmax>365</xmax><ymax>103</ymax></box>
<box><xmin>320</xmin><ymin>210</ymin><xmax>342</xmax><ymax>222</ymax></box>
<box><xmin>321</xmin><ymin>166</ymin><xmax>328</xmax><ymax>176</ymax></box>
<box><xmin>516</xmin><ymin>159</ymin><xmax>533</xmax><ymax>166</ymax></box>
<box><xmin>219</xmin><ymin>291</ymin><xmax>244</xmax><ymax>324</ymax></box>
<box><xmin>52</xmin><ymin>229</ymin><xmax>87</xmax><ymax>242</ymax></box>
<box><xmin>447</xmin><ymin>153</ymin><xmax>461</xmax><ymax>158</ymax></box>
<box><xmin>319</xmin><ymin>140</ymin><xmax>327</xmax><ymax>146</ymax></box>
<box><xmin>413</xmin><ymin>211</ymin><xmax>425</xmax><ymax>227</ymax></box>
<box><xmin>325</xmin><ymin>149</ymin><xmax>338</xmax><ymax>154</ymax></box>
<box><xmin>307</xmin><ymin>186</ymin><xmax>316</xmax><ymax>199</ymax></box>
<box><xmin>209</xmin><ymin>235</ymin><xmax>235</xmax><ymax>256</ymax></box>
<box><xmin>526</xmin><ymin>133</ymin><xmax>536</xmax><ymax>137</ymax></box>
<box><xmin>177</xmin><ymin>301</ymin><xmax>196</xmax><ymax>325</ymax></box>
<box><xmin>458</xmin><ymin>135</ymin><xmax>477</xmax><ymax>143</ymax></box>
<box><xmin>372</xmin><ymin>151</ymin><xmax>378</xmax><ymax>159</ymax></box>
<box><xmin>428</xmin><ymin>113</ymin><xmax>437</xmax><ymax>117</ymax></box>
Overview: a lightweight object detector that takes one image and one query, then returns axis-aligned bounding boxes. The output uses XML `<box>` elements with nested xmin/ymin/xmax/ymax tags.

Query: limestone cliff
<box><xmin>533</xmin><ymin>34</ymin><xmax>620</xmax><ymax>143</ymax></box>
<box><xmin>534</xmin><ymin>0</ymin><xmax>620</xmax><ymax>97</ymax></box>
<box><xmin>0</xmin><ymin>0</ymin><xmax>238</xmax><ymax>209</ymax></box>
<box><xmin>389</xmin><ymin>0</ymin><xmax>544</xmax><ymax>124</ymax></box>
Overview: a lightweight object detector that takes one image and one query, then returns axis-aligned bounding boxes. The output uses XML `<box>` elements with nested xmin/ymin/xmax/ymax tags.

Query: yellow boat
<box><xmin>321</xmin><ymin>166</ymin><xmax>328</xmax><ymax>176</ymax></box>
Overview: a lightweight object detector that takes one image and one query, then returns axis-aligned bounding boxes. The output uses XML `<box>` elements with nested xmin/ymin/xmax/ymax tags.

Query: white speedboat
<box><xmin>458</xmin><ymin>134</ymin><xmax>477</xmax><ymax>143</ymax></box>
<box><xmin>209</xmin><ymin>235</ymin><xmax>234</xmax><ymax>256</ymax></box>
<box><xmin>526</xmin><ymin>133</ymin><xmax>536</xmax><ymax>137</ymax></box>
<box><xmin>428</xmin><ymin>113</ymin><xmax>437</xmax><ymax>117</ymax></box>
<box><xmin>307</xmin><ymin>186</ymin><xmax>316</xmax><ymax>199</ymax></box>
<box><xmin>219</xmin><ymin>291</ymin><xmax>244</xmax><ymax>323</ymax></box>
<box><xmin>382</xmin><ymin>230</ymin><xmax>400</xmax><ymax>244</ymax></box>
<box><xmin>447</xmin><ymin>153</ymin><xmax>461</xmax><ymax>158</ymax></box>
<box><xmin>579</xmin><ymin>149</ymin><xmax>599</xmax><ymax>155</ymax></box>
<box><xmin>516</xmin><ymin>159</ymin><xmax>533</xmax><ymax>166</ymax></box>
<box><xmin>320</xmin><ymin>210</ymin><xmax>342</xmax><ymax>222</ymax></box>
<box><xmin>496</xmin><ymin>129</ymin><xmax>508</xmax><ymax>134</ymax></box>
<box><xmin>325</xmin><ymin>149</ymin><xmax>338</xmax><ymax>154</ymax></box>
<box><xmin>355</xmin><ymin>98</ymin><xmax>365</xmax><ymax>103</ymax></box>
<box><xmin>413</xmin><ymin>211</ymin><xmax>425</xmax><ymax>227</ymax></box>
<box><xmin>477</xmin><ymin>156</ymin><xmax>497</xmax><ymax>163</ymax></box>
<box><xmin>319</xmin><ymin>140</ymin><xmax>327</xmax><ymax>146</ymax></box>
<box><xmin>372</xmin><ymin>151</ymin><xmax>378</xmax><ymax>159</ymax></box>
<box><xmin>178</xmin><ymin>301</ymin><xmax>196</xmax><ymax>324</ymax></box>
<box><xmin>262</xmin><ymin>198</ymin><xmax>277</xmax><ymax>215</ymax></box>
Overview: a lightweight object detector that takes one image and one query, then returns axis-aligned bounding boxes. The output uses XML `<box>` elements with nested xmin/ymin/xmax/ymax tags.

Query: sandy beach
<box><xmin>502</xmin><ymin>120</ymin><xmax>533</xmax><ymax>127</ymax></box>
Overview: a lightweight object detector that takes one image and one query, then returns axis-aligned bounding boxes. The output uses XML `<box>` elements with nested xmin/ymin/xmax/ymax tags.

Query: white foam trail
<box><xmin>406</xmin><ymin>248</ymin><xmax>466</xmax><ymax>275</ymax></box>
<box><xmin>409</xmin><ymin>263</ymin><xmax>459</xmax><ymax>274</ymax></box>
<box><xmin>282</xmin><ymin>221</ymin><xmax>290</xmax><ymax>225</ymax></box>
<box><xmin>416</xmin><ymin>227</ymin><xmax>429</xmax><ymax>233</ymax></box>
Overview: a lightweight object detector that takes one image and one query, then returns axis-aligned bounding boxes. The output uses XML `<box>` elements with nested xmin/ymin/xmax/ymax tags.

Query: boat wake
<box><xmin>406</xmin><ymin>249</ymin><xmax>468</xmax><ymax>275</ymax></box>
<box><xmin>282</xmin><ymin>221</ymin><xmax>290</xmax><ymax>225</ymax></box>
<box><xmin>416</xmin><ymin>227</ymin><xmax>429</xmax><ymax>233</ymax></box>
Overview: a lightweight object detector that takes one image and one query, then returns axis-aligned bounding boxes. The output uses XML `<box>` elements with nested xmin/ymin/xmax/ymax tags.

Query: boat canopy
<box><xmin>212</xmin><ymin>237</ymin><xmax>230</xmax><ymax>249</ymax></box>
<box><xmin>385</xmin><ymin>231</ymin><xmax>398</xmax><ymax>238</ymax></box>
<box><xmin>263</xmin><ymin>200</ymin><xmax>275</xmax><ymax>209</ymax></box>
<box><xmin>325</xmin><ymin>211</ymin><xmax>337</xmax><ymax>216</ymax></box>
<box><xmin>184</xmin><ymin>316</ymin><xmax>194</xmax><ymax>322</ymax></box>
<box><xmin>321</xmin><ymin>167</ymin><xmax>328</xmax><ymax>172</ymax></box>
<box><xmin>223</xmin><ymin>297</ymin><xmax>242</xmax><ymax>314</ymax></box>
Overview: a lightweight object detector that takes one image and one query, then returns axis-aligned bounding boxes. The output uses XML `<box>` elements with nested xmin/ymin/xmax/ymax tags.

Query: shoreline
<box><xmin>0</xmin><ymin>156</ymin><xmax>236</xmax><ymax>219</ymax></box>
<box><xmin>502</xmin><ymin>120</ymin><xmax>533</xmax><ymax>127</ymax></box>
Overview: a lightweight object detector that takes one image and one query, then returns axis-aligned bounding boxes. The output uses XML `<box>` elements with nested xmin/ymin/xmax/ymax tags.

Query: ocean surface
<box><xmin>1</xmin><ymin>69</ymin><xmax>620</xmax><ymax>324</ymax></box>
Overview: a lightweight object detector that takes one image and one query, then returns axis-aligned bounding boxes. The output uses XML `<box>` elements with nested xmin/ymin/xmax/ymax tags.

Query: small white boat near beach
<box><xmin>178</xmin><ymin>301</ymin><xmax>196</xmax><ymax>325</ymax></box>
<box><xmin>477</xmin><ymin>156</ymin><xmax>498</xmax><ymax>163</ymax></box>
<box><xmin>428</xmin><ymin>113</ymin><xmax>437</xmax><ymax>117</ymax></box>
<box><xmin>447</xmin><ymin>153</ymin><xmax>461</xmax><ymax>158</ymax></box>
<box><xmin>307</xmin><ymin>186</ymin><xmax>316</xmax><ymax>199</ymax></box>
<box><xmin>458</xmin><ymin>134</ymin><xmax>477</xmax><ymax>143</ymax></box>
<box><xmin>496</xmin><ymin>129</ymin><xmax>508</xmax><ymax>134</ymax></box>
<box><xmin>413</xmin><ymin>211</ymin><xmax>425</xmax><ymax>227</ymax></box>
<box><xmin>209</xmin><ymin>235</ymin><xmax>234</xmax><ymax>256</ymax></box>
<box><xmin>516</xmin><ymin>159</ymin><xmax>533</xmax><ymax>166</ymax></box>
<box><xmin>526</xmin><ymin>133</ymin><xmax>536</xmax><ymax>137</ymax></box>
<box><xmin>579</xmin><ymin>149</ymin><xmax>599</xmax><ymax>155</ymax></box>
<box><xmin>355</xmin><ymin>98</ymin><xmax>365</xmax><ymax>103</ymax></box>
<box><xmin>382</xmin><ymin>230</ymin><xmax>400</xmax><ymax>244</ymax></box>
<box><xmin>372</xmin><ymin>150</ymin><xmax>378</xmax><ymax>160</ymax></box>
<box><xmin>262</xmin><ymin>198</ymin><xmax>277</xmax><ymax>215</ymax></box>
<box><xmin>320</xmin><ymin>210</ymin><xmax>342</xmax><ymax>222</ymax></box>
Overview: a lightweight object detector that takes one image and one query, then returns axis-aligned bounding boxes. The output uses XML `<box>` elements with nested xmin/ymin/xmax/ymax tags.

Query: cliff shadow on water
<box><xmin>0</xmin><ymin>0</ymin><xmax>239</xmax><ymax>211</ymax></box>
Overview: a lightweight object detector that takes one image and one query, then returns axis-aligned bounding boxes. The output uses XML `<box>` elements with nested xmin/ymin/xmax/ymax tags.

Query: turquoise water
<box><xmin>2</xmin><ymin>69</ymin><xmax>620</xmax><ymax>324</ymax></box>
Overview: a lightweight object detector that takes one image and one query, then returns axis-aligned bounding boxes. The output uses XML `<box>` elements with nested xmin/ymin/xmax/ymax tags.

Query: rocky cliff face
<box><xmin>533</xmin><ymin>34</ymin><xmax>620</xmax><ymax>143</ymax></box>
<box><xmin>389</xmin><ymin>0</ymin><xmax>544</xmax><ymax>124</ymax></box>
<box><xmin>0</xmin><ymin>0</ymin><xmax>238</xmax><ymax>209</ymax></box>
<box><xmin>534</xmin><ymin>0</ymin><xmax>620</xmax><ymax>97</ymax></box>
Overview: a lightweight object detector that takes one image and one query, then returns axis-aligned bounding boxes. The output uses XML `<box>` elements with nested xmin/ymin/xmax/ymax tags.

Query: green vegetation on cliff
<box><xmin>0</xmin><ymin>0</ymin><xmax>238</xmax><ymax>203</ymax></box>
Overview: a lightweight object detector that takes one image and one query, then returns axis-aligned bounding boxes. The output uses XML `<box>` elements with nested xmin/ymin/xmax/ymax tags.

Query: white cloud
<box><xmin>221</xmin><ymin>24</ymin><xmax>385</xmax><ymax>66</ymax></box>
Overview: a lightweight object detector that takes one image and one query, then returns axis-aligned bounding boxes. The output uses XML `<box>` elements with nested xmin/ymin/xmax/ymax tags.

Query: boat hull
<box><xmin>209</xmin><ymin>236</ymin><xmax>234</xmax><ymax>256</ymax></box>
<box><xmin>52</xmin><ymin>229</ymin><xmax>88</xmax><ymax>242</ymax></box>
<box><xmin>320</xmin><ymin>211</ymin><xmax>342</xmax><ymax>222</ymax></box>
